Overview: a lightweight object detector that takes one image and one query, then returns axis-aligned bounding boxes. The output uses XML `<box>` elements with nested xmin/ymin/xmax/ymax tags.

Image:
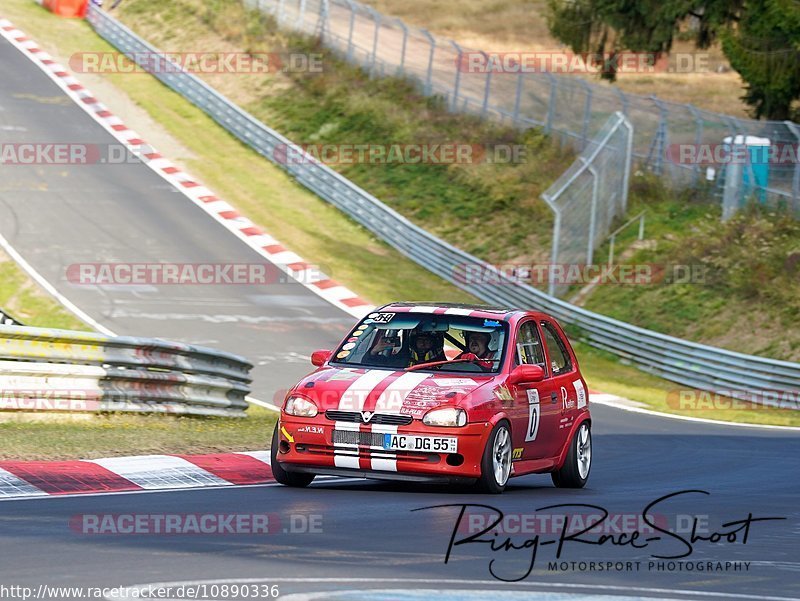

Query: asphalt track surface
<box><xmin>1</xmin><ymin>33</ymin><xmax>799</xmax><ymax>601</ymax></box>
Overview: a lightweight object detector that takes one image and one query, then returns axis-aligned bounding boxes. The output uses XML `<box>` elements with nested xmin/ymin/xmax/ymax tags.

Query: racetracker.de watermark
<box><xmin>0</xmin><ymin>143</ymin><xmax>155</xmax><ymax>165</ymax></box>
<box><xmin>666</xmin><ymin>389</ymin><xmax>800</xmax><ymax>411</ymax></box>
<box><xmin>272</xmin><ymin>143</ymin><xmax>527</xmax><ymax>165</ymax></box>
<box><xmin>457</xmin><ymin>51</ymin><xmax>710</xmax><ymax>74</ymax></box>
<box><xmin>666</xmin><ymin>143</ymin><xmax>800</xmax><ymax>165</ymax></box>
<box><xmin>453</xmin><ymin>263</ymin><xmax>708</xmax><ymax>286</ymax></box>
<box><xmin>69</xmin><ymin>51</ymin><xmax>323</xmax><ymax>74</ymax></box>
<box><xmin>66</xmin><ymin>263</ymin><xmax>326</xmax><ymax>286</ymax></box>
<box><xmin>69</xmin><ymin>513</ymin><xmax>322</xmax><ymax>535</ymax></box>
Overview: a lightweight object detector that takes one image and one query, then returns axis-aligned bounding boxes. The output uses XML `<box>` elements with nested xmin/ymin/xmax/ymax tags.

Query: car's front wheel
<box><xmin>551</xmin><ymin>422</ymin><xmax>591</xmax><ymax>488</ymax></box>
<box><xmin>477</xmin><ymin>421</ymin><xmax>512</xmax><ymax>494</ymax></box>
<box><xmin>270</xmin><ymin>423</ymin><xmax>315</xmax><ymax>488</ymax></box>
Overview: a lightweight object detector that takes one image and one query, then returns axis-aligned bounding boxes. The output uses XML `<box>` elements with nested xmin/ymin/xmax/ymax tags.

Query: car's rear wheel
<box><xmin>477</xmin><ymin>421</ymin><xmax>512</xmax><ymax>494</ymax></box>
<box><xmin>270</xmin><ymin>423</ymin><xmax>315</xmax><ymax>488</ymax></box>
<box><xmin>551</xmin><ymin>422</ymin><xmax>591</xmax><ymax>488</ymax></box>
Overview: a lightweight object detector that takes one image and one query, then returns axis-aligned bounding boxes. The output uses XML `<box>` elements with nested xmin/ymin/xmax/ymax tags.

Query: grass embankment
<box><xmin>0</xmin><ymin>0</ymin><xmax>797</xmax><ymax>432</ymax></box>
<box><xmin>0</xmin><ymin>249</ymin><xmax>88</xmax><ymax>331</ymax></box>
<box><xmin>0</xmin><ymin>407</ymin><xmax>277</xmax><ymax>461</ymax></box>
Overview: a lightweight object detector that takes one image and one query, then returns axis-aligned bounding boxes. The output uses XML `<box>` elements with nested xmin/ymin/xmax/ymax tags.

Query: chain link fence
<box><xmin>246</xmin><ymin>0</ymin><xmax>800</xmax><ymax>217</ymax></box>
<box><xmin>542</xmin><ymin>112</ymin><xmax>633</xmax><ymax>296</ymax></box>
<box><xmin>86</xmin><ymin>5</ymin><xmax>800</xmax><ymax>404</ymax></box>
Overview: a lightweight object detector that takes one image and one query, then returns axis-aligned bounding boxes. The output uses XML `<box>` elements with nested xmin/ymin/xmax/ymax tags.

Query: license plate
<box><xmin>382</xmin><ymin>434</ymin><xmax>458</xmax><ymax>453</ymax></box>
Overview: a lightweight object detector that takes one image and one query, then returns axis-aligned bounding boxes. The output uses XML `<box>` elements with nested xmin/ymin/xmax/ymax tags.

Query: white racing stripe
<box><xmin>332</xmin><ymin>370</ymin><xmax>395</xmax><ymax>470</ymax></box>
<box><xmin>338</xmin><ymin>370</ymin><xmax>394</xmax><ymax>412</ymax></box>
<box><xmin>370</xmin><ymin>371</ymin><xmax>430</xmax><ymax>472</ymax></box>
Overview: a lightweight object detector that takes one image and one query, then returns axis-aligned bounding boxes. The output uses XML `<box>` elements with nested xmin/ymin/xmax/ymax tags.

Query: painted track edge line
<box><xmin>0</xmin><ymin>17</ymin><xmax>372</xmax><ymax>321</ymax></box>
<box><xmin>0</xmin><ymin>232</ymin><xmax>115</xmax><ymax>335</ymax></box>
<box><xmin>591</xmin><ymin>397</ymin><xmax>800</xmax><ymax>432</ymax></box>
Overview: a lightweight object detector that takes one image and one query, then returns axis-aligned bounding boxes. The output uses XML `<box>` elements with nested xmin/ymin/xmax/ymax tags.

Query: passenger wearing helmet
<box><xmin>407</xmin><ymin>329</ymin><xmax>446</xmax><ymax>366</ymax></box>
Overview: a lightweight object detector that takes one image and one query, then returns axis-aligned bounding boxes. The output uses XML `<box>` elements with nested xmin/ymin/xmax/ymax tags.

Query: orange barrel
<box><xmin>42</xmin><ymin>0</ymin><xmax>88</xmax><ymax>18</ymax></box>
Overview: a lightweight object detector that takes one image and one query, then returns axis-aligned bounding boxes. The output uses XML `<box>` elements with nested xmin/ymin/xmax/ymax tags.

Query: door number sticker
<box><xmin>525</xmin><ymin>388</ymin><xmax>540</xmax><ymax>442</ymax></box>
<box><xmin>573</xmin><ymin>380</ymin><xmax>587</xmax><ymax>409</ymax></box>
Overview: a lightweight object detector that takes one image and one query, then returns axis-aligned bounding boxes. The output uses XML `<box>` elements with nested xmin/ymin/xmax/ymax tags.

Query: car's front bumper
<box><xmin>276</xmin><ymin>415</ymin><xmax>493</xmax><ymax>479</ymax></box>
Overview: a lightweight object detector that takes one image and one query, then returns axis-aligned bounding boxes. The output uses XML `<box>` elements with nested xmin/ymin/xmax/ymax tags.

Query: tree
<box><xmin>546</xmin><ymin>0</ymin><xmax>800</xmax><ymax>120</ymax></box>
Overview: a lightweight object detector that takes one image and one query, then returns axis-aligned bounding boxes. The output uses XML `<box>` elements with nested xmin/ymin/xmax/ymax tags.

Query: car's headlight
<box><xmin>284</xmin><ymin>396</ymin><xmax>318</xmax><ymax>417</ymax></box>
<box><xmin>423</xmin><ymin>407</ymin><xmax>467</xmax><ymax>427</ymax></box>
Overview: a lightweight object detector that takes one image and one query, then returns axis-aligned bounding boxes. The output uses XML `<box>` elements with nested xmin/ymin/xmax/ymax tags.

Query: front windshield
<box><xmin>331</xmin><ymin>312</ymin><xmax>507</xmax><ymax>373</ymax></box>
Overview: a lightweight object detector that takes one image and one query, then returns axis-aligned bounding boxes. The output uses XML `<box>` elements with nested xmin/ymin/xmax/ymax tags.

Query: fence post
<box><xmin>316</xmin><ymin>0</ymin><xmax>329</xmax><ymax>40</ymax></box>
<box><xmin>548</xmin><ymin>207</ymin><xmax>561</xmax><ymax>297</ymax></box>
<box><xmin>344</xmin><ymin>0</ymin><xmax>356</xmax><ymax>62</ymax></box>
<box><xmin>619</xmin><ymin>112</ymin><xmax>634</xmax><ymax>213</ymax></box>
<box><xmin>786</xmin><ymin>121</ymin><xmax>800</xmax><ymax>211</ymax></box>
<box><xmin>367</xmin><ymin>7</ymin><xmax>381</xmax><ymax>73</ymax></box>
<box><xmin>687</xmin><ymin>105</ymin><xmax>704</xmax><ymax>187</ymax></box>
<box><xmin>585</xmin><ymin>160</ymin><xmax>599</xmax><ymax>265</ymax></box>
<box><xmin>512</xmin><ymin>71</ymin><xmax>523</xmax><ymax>126</ymax></box>
<box><xmin>481</xmin><ymin>51</ymin><xmax>492</xmax><ymax>117</ymax></box>
<box><xmin>396</xmin><ymin>19</ymin><xmax>408</xmax><ymax>76</ymax></box>
<box><xmin>421</xmin><ymin>28</ymin><xmax>435</xmax><ymax>96</ymax></box>
<box><xmin>580</xmin><ymin>81</ymin><xmax>593</xmax><ymax>149</ymax></box>
<box><xmin>450</xmin><ymin>40</ymin><xmax>463</xmax><ymax>111</ymax></box>
<box><xmin>545</xmin><ymin>72</ymin><xmax>557</xmax><ymax>135</ymax></box>
<box><xmin>277</xmin><ymin>0</ymin><xmax>286</xmax><ymax>25</ymax></box>
<box><xmin>646</xmin><ymin>96</ymin><xmax>668</xmax><ymax>175</ymax></box>
<box><xmin>614</xmin><ymin>86</ymin><xmax>628</xmax><ymax>116</ymax></box>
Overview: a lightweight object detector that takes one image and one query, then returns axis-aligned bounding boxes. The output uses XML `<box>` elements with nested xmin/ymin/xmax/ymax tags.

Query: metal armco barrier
<box><xmin>86</xmin><ymin>7</ymin><xmax>800</xmax><ymax>406</ymax></box>
<box><xmin>0</xmin><ymin>324</ymin><xmax>252</xmax><ymax>416</ymax></box>
<box><xmin>0</xmin><ymin>307</ymin><xmax>23</xmax><ymax>327</ymax></box>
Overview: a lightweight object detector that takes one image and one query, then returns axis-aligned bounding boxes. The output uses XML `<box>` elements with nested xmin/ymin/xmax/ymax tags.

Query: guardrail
<box><xmin>0</xmin><ymin>324</ymin><xmax>252</xmax><ymax>416</ymax></box>
<box><xmin>0</xmin><ymin>307</ymin><xmax>22</xmax><ymax>327</ymax></box>
<box><xmin>86</xmin><ymin>6</ymin><xmax>800</xmax><ymax>406</ymax></box>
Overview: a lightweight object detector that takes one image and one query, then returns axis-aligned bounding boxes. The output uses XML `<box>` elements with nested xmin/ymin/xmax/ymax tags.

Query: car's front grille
<box><xmin>332</xmin><ymin>429</ymin><xmax>386</xmax><ymax>447</ymax></box>
<box><xmin>325</xmin><ymin>410</ymin><xmax>413</xmax><ymax>425</ymax></box>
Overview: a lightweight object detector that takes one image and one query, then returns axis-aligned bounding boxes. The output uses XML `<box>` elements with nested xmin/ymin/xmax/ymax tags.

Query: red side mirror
<box><xmin>311</xmin><ymin>349</ymin><xmax>332</xmax><ymax>367</ymax></box>
<box><xmin>508</xmin><ymin>364</ymin><xmax>545</xmax><ymax>385</ymax></box>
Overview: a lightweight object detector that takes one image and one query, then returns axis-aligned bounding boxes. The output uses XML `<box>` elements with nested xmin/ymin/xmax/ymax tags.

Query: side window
<box><xmin>541</xmin><ymin>321</ymin><xmax>573</xmax><ymax>375</ymax></box>
<box><xmin>515</xmin><ymin>322</ymin><xmax>546</xmax><ymax>367</ymax></box>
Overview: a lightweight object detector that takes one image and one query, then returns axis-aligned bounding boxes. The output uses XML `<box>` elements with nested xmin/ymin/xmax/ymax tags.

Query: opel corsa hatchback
<box><xmin>271</xmin><ymin>302</ymin><xmax>592</xmax><ymax>493</ymax></box>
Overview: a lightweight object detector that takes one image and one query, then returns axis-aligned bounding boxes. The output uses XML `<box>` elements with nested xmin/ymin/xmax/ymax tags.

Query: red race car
<box><xmin>271</xmin><ymin>302</ymin><xmax>591</xmax><ymax>493</ymax></box>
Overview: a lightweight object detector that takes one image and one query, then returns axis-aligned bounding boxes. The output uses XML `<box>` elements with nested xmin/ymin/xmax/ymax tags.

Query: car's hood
<box><xmin>291</xmin><ymin>366</ymin><xmax>494</xmax><ymax>418</ymax></box>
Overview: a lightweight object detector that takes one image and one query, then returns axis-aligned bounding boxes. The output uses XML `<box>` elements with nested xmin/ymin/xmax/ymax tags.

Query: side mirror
<box><xmin>311</xmin><ymin>349</ymin><xmax>332</xmax><ymax>367</ymax></box>
<box><xmin>508</xmin><ymin>364</ymin><xmax>545</xmax><ymax>385</ymax></box>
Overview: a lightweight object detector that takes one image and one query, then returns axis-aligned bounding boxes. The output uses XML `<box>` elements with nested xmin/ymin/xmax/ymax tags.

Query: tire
<box><xmin>270</xmin><ymin>422</ymin><xmax>315</xmax><ymax>488</ymax></box>
<box><xmin>551</xmin><ymin>422</ymin><xmax>591</xmax><ymax>488</ymax></box>
<box><xmin>476</xmin><ymin>421</ymin><xmax>512</xmax><ymax>494</ymax></box>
